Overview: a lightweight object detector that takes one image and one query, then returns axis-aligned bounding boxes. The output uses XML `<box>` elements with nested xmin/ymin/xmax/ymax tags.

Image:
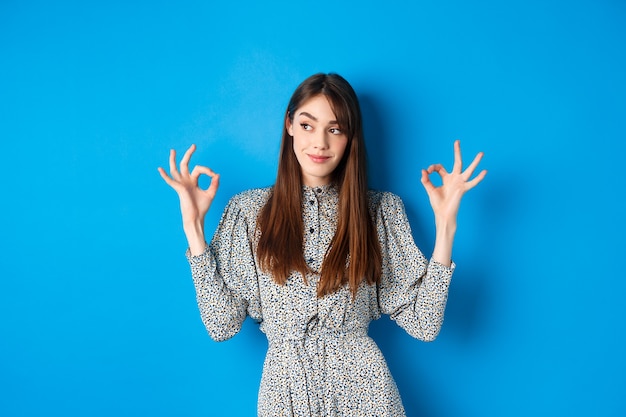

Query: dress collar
<box><xmin>302</xmin><ymin>183</ymin><xmax>338</xmax><ymax>196</ymax></box>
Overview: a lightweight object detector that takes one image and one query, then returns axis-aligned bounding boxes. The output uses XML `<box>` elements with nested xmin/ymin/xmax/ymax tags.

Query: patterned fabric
<box><xmin>187</xmin><ymin>184</ymin><xmax>454</xmax><ymax>417</ymax></box>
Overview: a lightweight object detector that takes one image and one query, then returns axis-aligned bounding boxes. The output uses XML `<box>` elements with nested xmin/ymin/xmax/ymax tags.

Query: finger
<box><xmin>179</xmin><ymin>144</ymin><xmax>196</xmax><ymax>175</ymax></box>
<box><xmin>157</xmin><ymin>167</ymin><xmax>176</xmax><ymax>187</ymax></box>
<box><xmin>190</xmin><ymin>165</ymin><xmax>217</xmax><ymax>182</ymax></box>
<box><xmin>168</xmin><ymin>149</ymin><xmax>180</xmax><ymax>179</ymax></box>
<box><xmin>463</xmin><ymin>151</ymin><xmax>484</xmax><ymax>179</ymax></box>
<box><xmin>420</xmin><ymin>169</ymin><xmax>436</xmax><ymax>193</ymax></box>
<box><xmin>465</xmin><ymin>169</ymin><xmax>488</xmax><ymax>190</ymax></box>
<box><xmin>191</xmin><ymin>166</ymin><xmax>221</xmax><ymax>197</ymax></box>
<box><xmin>207</xmin><ymin>173</ymin><xmax>220</xmax><ymax>196</ymax></box>
<box><xmin>452</xmin><ymin>140</ymin><xmax>462</xmax><ymax>173</ymax></box>
<box><xmin>426</xmin><ymin>163</ymin><xmax>448</xmax><ymax>176</ymax></box>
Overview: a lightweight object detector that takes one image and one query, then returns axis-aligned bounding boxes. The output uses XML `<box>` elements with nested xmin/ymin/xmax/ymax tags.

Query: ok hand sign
<box><xmin>421</xmin><ymin>140</ymin><xmax>487</xmax><ymax>226</ymax></box>
<box><xmin>158</xmin><ymin>144</ymin><xmax>220</xmax><ymax>254</ymax></box>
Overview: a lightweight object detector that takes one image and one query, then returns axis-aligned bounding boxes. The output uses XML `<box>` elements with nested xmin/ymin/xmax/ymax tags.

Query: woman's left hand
<box><xmin>421</xmin><ymin>140</ymin><xmax>487</xmax><ymax>226</ymax></box>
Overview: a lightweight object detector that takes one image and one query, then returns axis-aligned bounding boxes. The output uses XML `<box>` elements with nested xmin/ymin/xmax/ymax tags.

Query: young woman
<box><xmin>158</xmin><ymin>73</ymin><xmax>486</xmax><ymax>416</ymax></box>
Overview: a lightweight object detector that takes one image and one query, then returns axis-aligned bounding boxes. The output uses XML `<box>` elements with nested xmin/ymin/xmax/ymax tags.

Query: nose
<box><xmin>311</xmin><ymin>131</ymin><xmax>329</xmax><ymax>150</ymax></box>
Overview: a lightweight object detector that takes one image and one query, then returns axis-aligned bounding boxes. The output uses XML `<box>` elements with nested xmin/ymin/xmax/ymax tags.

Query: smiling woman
<box><xmin>287</xmin><ymin>95</ymin><xmax>349</xmax><ymax>187</ymax></box>
<box><xmin>158</xmin><ymin>73</ymin><xmax>486</xmax><ymax>416</ymax></box>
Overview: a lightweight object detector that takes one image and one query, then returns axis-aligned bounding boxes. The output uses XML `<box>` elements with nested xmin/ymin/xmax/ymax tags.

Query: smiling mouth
<box><xmin>308</xmin><ymin>154</ymin><xmax>331</xmax><ymax>163</ymax></box>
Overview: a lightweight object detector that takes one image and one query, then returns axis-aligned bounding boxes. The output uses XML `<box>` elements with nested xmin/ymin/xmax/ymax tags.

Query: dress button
<box><xmin>309</xmin><ymin>227</ymin><xmax>314</xmax><ymax>234</ymax></box>
<box><xmin>316</xmin><ymin>188</ymin><xmax>322</xmax><ymax>193</ymax></box>
<box><xmin>309</xmin><ymin>200</ymin><xmax>315</xmax><ymax>205</ymax></box>
<box><xmin>307</xmin><ymin>258</ymin><xmax>314</xmax><ymax>264</ymax></box>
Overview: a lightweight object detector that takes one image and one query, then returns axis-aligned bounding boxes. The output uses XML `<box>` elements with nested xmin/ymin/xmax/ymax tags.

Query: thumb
<box><xmin>421</xmin><ymin>169</ymin><xmax>435</xmax><ymax>193</ymax></box>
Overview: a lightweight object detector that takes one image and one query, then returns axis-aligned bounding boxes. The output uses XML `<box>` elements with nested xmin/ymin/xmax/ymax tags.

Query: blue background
<box><xmin>1</xmin><ymin>1</ymin><xmax>625</xmax><ymax>416</ymax></box>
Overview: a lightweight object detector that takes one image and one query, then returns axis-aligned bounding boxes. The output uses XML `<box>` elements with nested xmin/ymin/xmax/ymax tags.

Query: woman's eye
<box><xmin>330</xmin><ymin>127</ymin><xmax>342</xmax><ymax>135</ymax></box>
<box><xmin>300</xmin><ymin>123</ymin><xmax>313</xmax><ymax>131</ymax></box>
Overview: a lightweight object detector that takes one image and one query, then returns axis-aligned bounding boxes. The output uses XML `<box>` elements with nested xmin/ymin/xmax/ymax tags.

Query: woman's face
<box><xmin>287</xmin><ymin>94</ymin><xmax>348</xmax><ymax>187</ymax></box>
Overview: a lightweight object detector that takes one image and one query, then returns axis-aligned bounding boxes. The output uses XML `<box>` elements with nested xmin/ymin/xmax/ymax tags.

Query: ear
<box><xmin>285</xmin><ymin>115</ymin><xmax>294</xmax><ymax>136</ymax></box>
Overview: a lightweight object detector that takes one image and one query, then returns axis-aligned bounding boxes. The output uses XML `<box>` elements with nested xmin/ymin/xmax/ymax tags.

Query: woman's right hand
<box><xmin>158</xmin><ymin>144</ymin><xmax>220</xmax><ymax>255</ymax></box>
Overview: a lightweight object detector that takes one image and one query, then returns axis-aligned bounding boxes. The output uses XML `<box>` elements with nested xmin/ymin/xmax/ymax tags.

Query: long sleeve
<box><xmin>186</xmin><ymin>193</ymin><xmax>263</xmax><ymax>342</ymax></box>
<box><xmin>375</xmin><ymin>192</ymin><xmax>454</xmax><ymax>342</ymax></box>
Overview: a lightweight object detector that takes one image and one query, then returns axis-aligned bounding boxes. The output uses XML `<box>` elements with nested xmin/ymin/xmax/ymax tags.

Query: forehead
<box><xmin>295</xmin><ymin>95</ymin><xmax>337</xmax><ymax>120</ymax></box>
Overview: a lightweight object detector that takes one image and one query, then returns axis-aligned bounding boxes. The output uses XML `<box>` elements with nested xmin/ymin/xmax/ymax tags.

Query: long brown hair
<box><xmin>256</xmin><ymin>73</ymin><xmax>382</xmax><ymax>298</ymax></box>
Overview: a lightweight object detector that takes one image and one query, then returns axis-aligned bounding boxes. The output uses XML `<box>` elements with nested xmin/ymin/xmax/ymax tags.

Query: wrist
<box><xmin>183</xmin><ymin>215</ymin><xmax>204</xmax><ymax>233</ymax></box>
<box><xmin>434</xmin><ymin>217</ymin><xmax>457</xmax><ymax>238</ymax></box>
<box><xmin>183</xmin><ymin>218</ymin><xmax>207</xmax><ymax>256</ymax></box>
<box><xmin>432</xmin><ymin>220</ymin><xmax>456</xmax><ymax>267</ymax></box>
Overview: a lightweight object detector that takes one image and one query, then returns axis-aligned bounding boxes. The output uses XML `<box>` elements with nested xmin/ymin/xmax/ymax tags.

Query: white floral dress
<box><xmin>187</xmin><ymin>184</ymin><xmax>454</xmax><ymax>416</ymax></box>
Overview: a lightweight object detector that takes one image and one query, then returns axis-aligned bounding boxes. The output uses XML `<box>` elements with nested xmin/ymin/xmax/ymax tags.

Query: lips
<box><xmin>308</xmin><ymin>154</ymin><xmax>331</xmax><ymax>163</ymax></box>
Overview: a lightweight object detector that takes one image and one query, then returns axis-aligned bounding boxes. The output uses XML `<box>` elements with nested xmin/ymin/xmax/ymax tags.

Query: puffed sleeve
<box><xmin>186</xmin><ymin>194</ymin><xmax>262</xmax><ymax>342</ymax></box>
<box><xmin>375</xmin><ymin>192</ymin><xmax>454</xmax><ymax>342</ymax></box>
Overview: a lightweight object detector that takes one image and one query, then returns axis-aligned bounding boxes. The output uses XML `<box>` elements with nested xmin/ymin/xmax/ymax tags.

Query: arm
<box><xmin>187</xmin><ymin>245</ymin><xmax>249</xmax><ymax>342</ymax></box>
<box><xmin>159</xmin><ymin>146</ymin><xmax>260</xmax><ymax>341</ymax></box>
<box><xmin>376</xmin><ymin>193</ymin><xmax>455</xmax><ymax>342</ymax></box>
<box><xmin>378</xmin><ymin>141</ymin><xmax>486</xmax><ymax>341</ymax></box>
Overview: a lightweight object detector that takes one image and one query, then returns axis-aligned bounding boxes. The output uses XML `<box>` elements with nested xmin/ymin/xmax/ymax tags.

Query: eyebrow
<box><xmin>298</xmin><ymin>111</ymin><xmax>338</xmax><ymax>125</ymax></box>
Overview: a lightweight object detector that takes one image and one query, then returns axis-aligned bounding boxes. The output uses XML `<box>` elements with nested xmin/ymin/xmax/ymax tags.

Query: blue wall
<box><xmin>1</xmin><ymin>1</ymin><xmax>625</xmax><ymax>416</ymax></box>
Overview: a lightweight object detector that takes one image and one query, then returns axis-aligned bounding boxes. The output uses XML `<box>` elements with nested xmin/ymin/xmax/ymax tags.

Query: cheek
<box><xmin>292</xmin><ymin>136</ymin><xmax>306</xmax><ymax>163</ymax></box>
<box><xmin>336</xmin><ymin>138</ymin><xmax>349</xmax><ymax>158</ymax></box>
<box><xmin>292</xmin><ymin>134</ymin><xmax>303</xmax><ymax>151</ymax></box>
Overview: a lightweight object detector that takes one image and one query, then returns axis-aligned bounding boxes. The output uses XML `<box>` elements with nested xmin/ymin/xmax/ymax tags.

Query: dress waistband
<box><xmin>266</xmin><ymin>326</ymin><xmax>367</xmax><ymax>346</ymax></box>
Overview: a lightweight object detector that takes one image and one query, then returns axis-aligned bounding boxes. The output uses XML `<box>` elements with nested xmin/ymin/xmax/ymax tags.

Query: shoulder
<box><xmin>368</xmin><ymin>189</ymin><xmax>404</xmax><ymax>212</ymax></box>
<box><xmin>230</xmin><ymin>187</ymin><xmax>272</xmax><ymax>205</ymax></box>
<box><xmin>367</xmin><ymin>189</ymin><xmax>410</xmax><ymax>226</ymax></box>
<box><xmin>225</xmin><ymin>187</ymin><xmax>273</xmax><ymax>218</ymax></box>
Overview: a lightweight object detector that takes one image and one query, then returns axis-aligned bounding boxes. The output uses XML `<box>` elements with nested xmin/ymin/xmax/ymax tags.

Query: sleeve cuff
<box><xmin>185</xmin><ymin>244</ymin><xmax>211</xmax><ymax>265</ymax></box>
<box><xmin>428</xmin><ymin>258</ymin><xmax>456</xmax><ymax>274</ymax></box>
